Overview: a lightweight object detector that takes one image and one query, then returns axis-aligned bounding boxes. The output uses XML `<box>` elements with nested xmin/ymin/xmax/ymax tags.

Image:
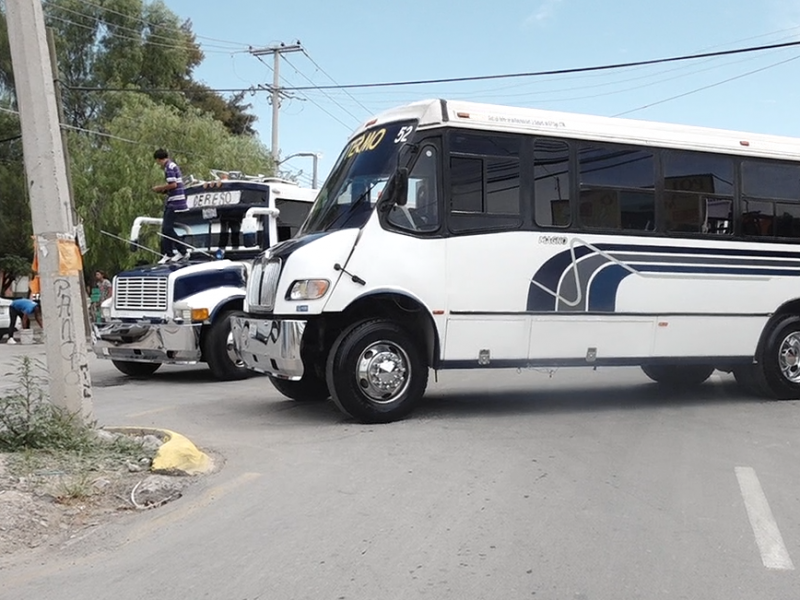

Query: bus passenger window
<box><xmin>578</xmin><ymin>144</ymin><xmax>655</xmax><ymax>231</ymax></box>
<box><xmin>663</xmin><ymin>151</ymin><xmax>733</xmax><ymax>235</ymax></box>
<box><xmin>533</xmin><ymin>139</ymin><xmax>570</xmax><ymax>228</ymax></box>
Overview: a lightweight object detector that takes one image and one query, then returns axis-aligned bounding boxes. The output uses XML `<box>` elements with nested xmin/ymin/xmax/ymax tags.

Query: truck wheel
<box><xmin>112</xmin><ymin>360</ymin><xmax>161</xmax><ymax>378</ymax></box>
<box><xmin>326</xmin><ymin>319</ymin><xmax>428</xmax><ymax>424</ymax></box>
<box><xmin>641</xmin><ymin>364</ymin><xmax>714</xmax><ymax>387</ymax></box>
<box><xmin>268</xmin><ymin>373</ymin><xmax>329</xmax><ymax>401</ymax></box>
<box><xmin>758</xmin><ymin>315</ymin><xmax>800</xmax><ymax>400</ymax></box>
<box><xmin>204</xmin><ymin>310</ymin><xmax>250</xmax><ymax>381</ymax></box>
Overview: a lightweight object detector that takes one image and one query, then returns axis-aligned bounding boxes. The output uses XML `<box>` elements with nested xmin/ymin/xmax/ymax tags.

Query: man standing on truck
<box><xmin>152</xmin><ymin>149</ymin><xmax>188</xmax><ymax>263</ymax></box>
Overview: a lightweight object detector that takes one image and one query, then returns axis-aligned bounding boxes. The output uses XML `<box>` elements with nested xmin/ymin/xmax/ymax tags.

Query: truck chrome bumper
<box><xmin>230</xmin><ymin>317</ymin><xmax>306</xmax><ymax>380</ymax></box>
<box><xmin>92</xmin><ymin>321</ymin><xmax>201</xmax><ymax>363</ymax></box>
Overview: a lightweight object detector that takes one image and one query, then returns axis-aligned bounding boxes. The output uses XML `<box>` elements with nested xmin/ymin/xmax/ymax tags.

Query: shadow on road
<box><xmin>226</xmin><ymin>376</ymin><xmax>775</xmax><ymax>426</ymax></box>
<box><xmin>415</xmin><ymin>379</ymin><xmax>764</xmax><ymax>420</ymax></box>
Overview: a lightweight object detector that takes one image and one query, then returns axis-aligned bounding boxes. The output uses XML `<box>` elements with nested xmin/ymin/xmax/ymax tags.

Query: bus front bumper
<box><xmin>229</xmin><ymin>316</ymin><xmax>306</xmax><ymax>380</ymax></box>
<box><xmin>92</xmin><ymin>321</ymin><xmax>202</xmax><ymax>364</ymax></box>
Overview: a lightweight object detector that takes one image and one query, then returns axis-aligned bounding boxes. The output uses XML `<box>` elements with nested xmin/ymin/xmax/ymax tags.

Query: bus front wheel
<box><xmin>640</xmin><ymin>364</ymin><xmax>714</xmax><ymax>388</ymax></box>
<box><xmin>326</xmin><ymin>319</ymin><xmax>428</xmax><ymax>424</ymax></box>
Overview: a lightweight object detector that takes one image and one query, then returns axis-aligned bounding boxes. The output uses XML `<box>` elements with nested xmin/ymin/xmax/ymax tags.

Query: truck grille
<box><xmin>248</xmin><ymin>258</ymin><xmax>281</xmax><ymax>311</ymax></box>
<box><xmin>114</xmin><ymin>277</ymin><xmax>168</xmax><ymax>311</ymax></box>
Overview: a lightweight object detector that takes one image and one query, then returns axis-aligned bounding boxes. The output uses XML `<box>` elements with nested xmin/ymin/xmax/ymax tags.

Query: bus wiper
<box><xmin>325</xmin><ymin>182</ymin><xmax>377</xmax><ymax>231</ymax></box>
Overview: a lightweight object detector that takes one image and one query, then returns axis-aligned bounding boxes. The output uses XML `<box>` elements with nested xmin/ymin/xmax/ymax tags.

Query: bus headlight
<box><xmin>287</xmin><ymin>279</ymin><xmax>330</xmax><ymax>301</ymax></box>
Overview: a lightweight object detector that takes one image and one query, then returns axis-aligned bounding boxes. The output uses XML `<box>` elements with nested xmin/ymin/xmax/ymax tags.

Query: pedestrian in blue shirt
<box><xmin>152</xmin><ymin>149</ymin><xmax>188</xmax><ymax>263</ymax></box>
<box><xmin>4</xmin><ymin>298</ymin><xmax>42</xmax><ymax>344</ymax></box>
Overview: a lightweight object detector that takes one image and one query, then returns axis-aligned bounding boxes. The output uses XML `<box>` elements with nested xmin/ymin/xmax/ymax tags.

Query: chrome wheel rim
<box><xmin>356</xmin><ymin>341</ymin><xmax>410</xmax><ymax>404</ymax></box>
<box><xmin>226</xmin><ymin>331</ymin><xmax>244</xmax><ymax>368</ymax></box>
<box><xmin>778</xmin><ymin>332</ymin><xmax>800</xmax><ymax>383</ymax></box>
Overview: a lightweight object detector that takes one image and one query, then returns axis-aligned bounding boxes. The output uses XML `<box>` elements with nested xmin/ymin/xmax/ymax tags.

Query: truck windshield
<box><xmin>299</xmin><ymin>120</ymin><xmax>418</xmax><ymax>235</ymax></box>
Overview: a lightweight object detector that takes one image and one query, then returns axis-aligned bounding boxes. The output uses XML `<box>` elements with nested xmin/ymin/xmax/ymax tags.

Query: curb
<box><xmin>105</xmin><ymin>427</ymin><xmax>213</xmax><ymax>475</ymax></box>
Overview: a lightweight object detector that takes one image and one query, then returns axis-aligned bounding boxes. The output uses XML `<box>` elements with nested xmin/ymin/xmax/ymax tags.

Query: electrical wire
<box><xmin>612</xmin><ymin>54</ymin><xmax>800</xmax><ymax>117</ymax></box>
<box><xmin>65</xmin><ymin>38</ymin><xmax>800</xmax><ymax>95</ymax></box>
<box><xmin>282</xmin><ymin>55</ymin><xmax>363</xmax><ymax>123</ymax></box>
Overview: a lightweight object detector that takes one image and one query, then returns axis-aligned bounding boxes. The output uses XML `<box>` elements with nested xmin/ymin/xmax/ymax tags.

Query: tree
<box><xmin>42</xmin><ymin>0</ymin><xmax>255</xmax><ymax>135</ymax></box>
<box><xmin>68</xmin><ymin>95</ymin><xmax>274</xmax><ymax>276</ymax></box>
<box><xmin>0</xmin><ymin>254</ymin><xmax>33</xmax><ymax>297</ymax></box>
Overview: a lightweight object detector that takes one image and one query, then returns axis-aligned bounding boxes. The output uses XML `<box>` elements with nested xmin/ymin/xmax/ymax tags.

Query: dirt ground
<box><xmin>0</xmin><ymin>453</ymin><xmax>192</xmax><ymax>558</ymax></box>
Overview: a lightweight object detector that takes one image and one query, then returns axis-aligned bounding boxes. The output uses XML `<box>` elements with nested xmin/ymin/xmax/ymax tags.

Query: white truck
<box><xmin>93</xmin><ymin>173</ymin><xmax>317</xmax><ymax>380</ymax></box>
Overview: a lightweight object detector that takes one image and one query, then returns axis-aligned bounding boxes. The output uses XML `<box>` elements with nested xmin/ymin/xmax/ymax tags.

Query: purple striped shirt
<box><xmin>164</xmin><ymin>160</ymin><xmax>187</xmax><ymax>210</ymax></box>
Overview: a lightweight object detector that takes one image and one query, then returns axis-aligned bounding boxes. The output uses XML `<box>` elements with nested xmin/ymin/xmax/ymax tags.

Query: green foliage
<box><xmin>0</xmin><ymin>254</ymin><xmax>33</xmax><ymax>295</ymax></box>
<box><xmin>69</xmin><ymin>96</ymin><xmax>274</xmax><ymax>273</ymax></box>
<box><xmin>0</xmin><ymin>356</ymin><xmax>96</xmax><ymax>451</ymax></box>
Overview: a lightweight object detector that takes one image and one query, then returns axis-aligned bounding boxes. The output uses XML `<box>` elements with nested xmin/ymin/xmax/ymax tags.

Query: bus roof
<box><xmin>351</xmin><ymin>98</ymin><xmax>800</xmax><ymax>161</ymax></box>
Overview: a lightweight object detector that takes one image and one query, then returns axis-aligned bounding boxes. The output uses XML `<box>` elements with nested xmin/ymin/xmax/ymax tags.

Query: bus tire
<box><xmin>326</xmin><ymin>319</ymin><xmax>428</xmax><ymax>424</ymax></box>
<box><xmin>640</xmin><ymin>364</ymin><xmax>714</xmax><ymax>387</ymax></box>
<box><xmin>268</xmin><ymin>373</ymin><xmax>329</xmax><ymax>402</ymax></box>
<box><xmin>112</xmin><ymin>360</ymin><xmax>161</xmax><ymax>378</ymax></box>
<box><xmin>757</xmin><ymin>315</ymin><xmax>800</xmax><ymax>400</ymax></box>
<box><xmin>733</xmin><ymin>363</ymin><xmax>769</xmax><ymax>397</ymax></box>
<box><xmin>204</xmin><ymin>310</ymin><xmax>250</xmax><ymax>381</ymax></box>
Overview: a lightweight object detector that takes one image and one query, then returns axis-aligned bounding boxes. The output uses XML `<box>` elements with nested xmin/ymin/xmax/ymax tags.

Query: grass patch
<box><xmin>1</xmin><ymin>356</ymin><xmax>158</xmax><ymax>502</ymax></box>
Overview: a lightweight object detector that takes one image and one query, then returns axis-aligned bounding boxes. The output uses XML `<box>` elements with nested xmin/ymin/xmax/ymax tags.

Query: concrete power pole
<box><xmin>6</xmin><ymin>0</ymin><xmax>93</xmax><ymax>420</ymax></box>
<box><xmin>250</xmin><ymin>42</ymin><xmax>303</xmax><ymax>162</ymax></box>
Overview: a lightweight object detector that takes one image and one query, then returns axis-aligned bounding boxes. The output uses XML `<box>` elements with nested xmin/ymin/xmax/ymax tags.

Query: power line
<box><xmin>282</xmin><ymin>55</ymin><xmax>362</xmax><ymax>123</ymax></box>
<box><xmin>275</xmin><ymin>39</ymin><xmax>800</xmax><ymax>91</ymax></box>
<box><xmin>64</xmin><ymin>38</ymin><xmax>800</xmax><ymax>95</ymax></box>
<box><xmin>300</xmin><ymin>49</ymin><xmax>373</xmax><ymax>114</ymax></box>
<box><xmin>612</xmin><ymin>54</ymin><xmax>800</xmax><ymax>117</ymax></box>
<box><xmin>70</xmin><ymin>0</ymin><xmax>252</xmax><ymax>51</ymax></box>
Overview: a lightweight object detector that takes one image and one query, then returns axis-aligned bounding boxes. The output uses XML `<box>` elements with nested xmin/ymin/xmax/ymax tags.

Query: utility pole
<box><xmin>249</xmin><ymin>42</ymin><xmax>303</xmax><ymax>163</ymax></box>
<box><xmin>6</xmin><ymin>0</ymin><xmax>93</xmax><ymax>420</ymax></box>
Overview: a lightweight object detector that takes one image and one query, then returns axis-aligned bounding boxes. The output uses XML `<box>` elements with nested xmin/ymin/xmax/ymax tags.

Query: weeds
<box><xmin>1</xmin><ymin>356</ymin><xmax>158</xmax><ymax>500</ymax></box>
<box><xmin>0</xmin><ymin>356</ymin><xmax>98</xmax><ymax>452</ymax></box>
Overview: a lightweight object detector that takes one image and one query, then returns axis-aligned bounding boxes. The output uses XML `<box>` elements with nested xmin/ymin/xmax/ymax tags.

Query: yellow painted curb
<box><xmin>104</xmin><ymin>427</ymin><xmax>213</xmax><ymax>475</ymax></box>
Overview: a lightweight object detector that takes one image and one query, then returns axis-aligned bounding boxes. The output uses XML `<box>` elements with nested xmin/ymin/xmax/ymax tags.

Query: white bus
<box><xmin>232</xmin><ymin>98</ymin><xmax>800</xmax><ymax>422</ymax></box>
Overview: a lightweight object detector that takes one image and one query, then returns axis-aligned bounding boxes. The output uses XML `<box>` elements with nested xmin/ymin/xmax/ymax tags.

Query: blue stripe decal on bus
<box><xmin>528</xmin><ymin>242</ymin><xmax>800</xmax><ymax>312</ymax></box>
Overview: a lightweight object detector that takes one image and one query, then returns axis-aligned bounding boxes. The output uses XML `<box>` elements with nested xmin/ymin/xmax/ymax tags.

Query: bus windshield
<box><xmin>299</xmin><ymin>120</ymin><xmax>417</xmax><ymax>235</ymax></box>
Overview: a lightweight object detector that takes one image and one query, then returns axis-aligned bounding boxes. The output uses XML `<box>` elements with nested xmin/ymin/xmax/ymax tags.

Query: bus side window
<box><xmin>578</xmin><ymin>144</ymin><xmax>655</xmax><ymax>231</ymax></box>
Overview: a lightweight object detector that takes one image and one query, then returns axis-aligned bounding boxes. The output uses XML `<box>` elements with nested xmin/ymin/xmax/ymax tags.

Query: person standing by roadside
<box><xmin>152</xmin><ymin>149</ymin><xmax>188</xmax><ymax>263</ymax></box>
<box><xmin>4</xmin><ymin>297</ymin><xmax>42</xmax><ymax>345</ymax></box>
<box><xmin>95</xmin><ymin>270</ymin><xmax>112</xmax><ymax>303</ymax></box>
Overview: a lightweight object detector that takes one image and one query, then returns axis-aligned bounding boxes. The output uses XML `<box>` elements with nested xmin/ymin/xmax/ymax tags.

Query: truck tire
<box><xmin>204</xmin><ymin>310</ymin><xmax>250</xmax><ymax>381</ymax></box>
<box><xmin>112</xmin><ymin>360</ymin><xmax>161</xmax><ymax>378</ymax></box>
<box><xmin>326</xmin><ymin>319</ymin><xmax>428</xmax><ymax>424</ymax></box>
<box><xmin>640</xmin><ymin>364</ymin><xmax>714</xmax><ymax>388</ymax></box>
<box><xmin>268</xmin><ymin>373</ymin><xmax>329</xmax><ymax>401</ymax></box>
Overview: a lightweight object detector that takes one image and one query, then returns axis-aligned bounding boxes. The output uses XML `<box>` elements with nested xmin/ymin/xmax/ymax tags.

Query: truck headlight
<box><xmin>100</xmin><ymin>306</ymin><xmax>111</xmax><ymax>319</ymax></box>
<box><xmin>287</xmin><ymin>279</ymin><xmax>330</xmax><ymax>301</ymax></box>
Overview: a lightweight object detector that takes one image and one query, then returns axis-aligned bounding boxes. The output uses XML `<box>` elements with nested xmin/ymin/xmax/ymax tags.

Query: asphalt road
<box><xmin>1</xmin><ymin>343</ymin><xmax>799</xmax><ymax>599</ymax></box>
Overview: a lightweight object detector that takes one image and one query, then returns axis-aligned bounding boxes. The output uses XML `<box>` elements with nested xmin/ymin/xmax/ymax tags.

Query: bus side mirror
<box><xmin>389</xmin><ymin>168</ymin><xmax>410</xmax><ymax>206</ymax></box>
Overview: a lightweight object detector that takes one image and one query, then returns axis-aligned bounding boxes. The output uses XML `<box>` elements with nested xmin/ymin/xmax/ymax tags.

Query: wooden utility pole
<box><xmin>6</xmin><ymin>0</ymin><xmax>93</xmax><ymax>420</ymax></box>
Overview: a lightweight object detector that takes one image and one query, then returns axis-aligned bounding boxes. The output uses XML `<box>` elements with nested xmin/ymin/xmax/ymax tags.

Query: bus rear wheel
<box><xmin>757</xmin><ymin>315</ymin><xmax>800</xmax><ymax>400</ymax></box>
<box><xmin>326</xmin><ymin>319</ymin><xmax>428</xmax><ymax>424</ymax></box>
<box><xmin>640</xmin><ymin>364</ymin><xmax>714</xmax><ymax>388</ymax></box>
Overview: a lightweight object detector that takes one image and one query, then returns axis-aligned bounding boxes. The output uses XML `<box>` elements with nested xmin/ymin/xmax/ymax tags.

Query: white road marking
<box><xmin>735</xmin><ymin>466</ymin><xmax>795</xmax><ymax>570</ymax></box>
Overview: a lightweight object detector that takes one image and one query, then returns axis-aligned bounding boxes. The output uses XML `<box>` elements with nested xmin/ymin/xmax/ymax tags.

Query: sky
<box><xmin>162</xmin><ymin>0</ymin><xmax>800</xmax><ymax>188</ymax></box>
